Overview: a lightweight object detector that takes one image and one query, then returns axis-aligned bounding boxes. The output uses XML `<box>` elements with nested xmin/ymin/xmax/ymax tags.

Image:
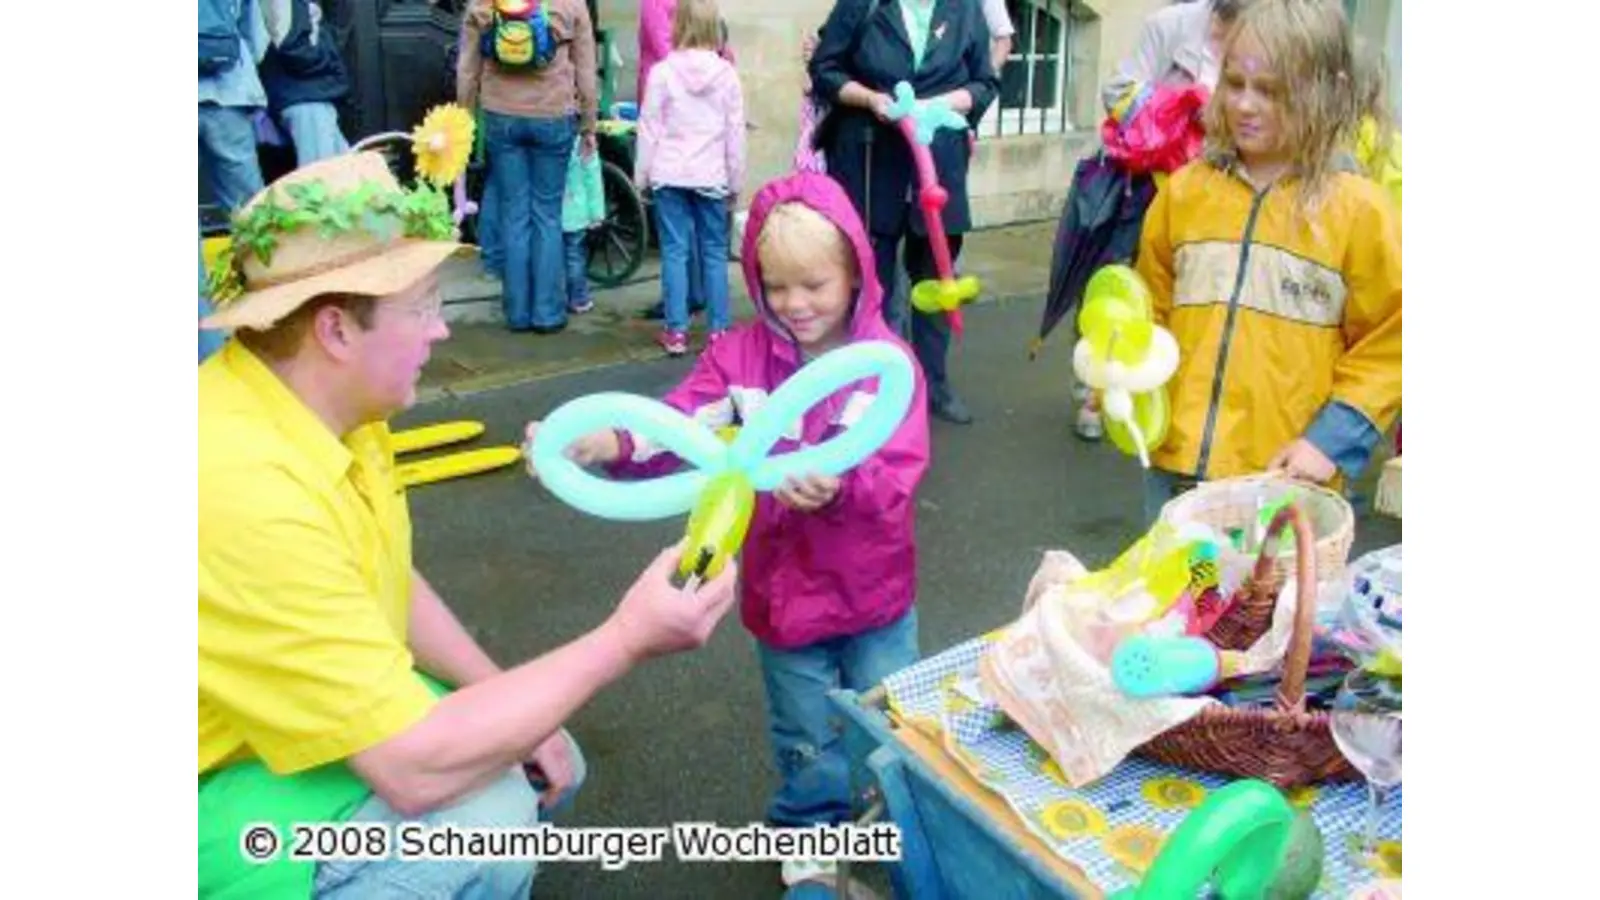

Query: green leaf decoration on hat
<box><xmin>205</xmin><ymin>175</ymin><xmax>456</xmax><ymax>309</ymax></box>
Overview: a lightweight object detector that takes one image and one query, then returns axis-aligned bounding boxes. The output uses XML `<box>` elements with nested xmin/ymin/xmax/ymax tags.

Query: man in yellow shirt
<box><xmin>199</xmin><ymin>150</ymin><xmax>738</xmax><ymax>899</ymax></box>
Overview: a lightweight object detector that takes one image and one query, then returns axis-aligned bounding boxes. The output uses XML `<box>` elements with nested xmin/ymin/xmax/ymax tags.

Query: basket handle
<box><xmin>1251</xmin><ymin>502</ymin><xmax>1320</xmax><ymax>714</ymax></box>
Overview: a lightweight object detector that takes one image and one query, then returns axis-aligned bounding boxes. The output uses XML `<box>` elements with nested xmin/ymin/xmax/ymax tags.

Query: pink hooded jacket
<box><xmin>636</xmin><ymin>49</ymin><xmax>746</xmax><ymax>194</ymax></box>
<box><xmin>635</xmin><ymin>0</ymin><xmax>735</xmax><ymax>107</ymax></box>
<box><xmin>608</xmin><ymin>172</ymin><xmax>931</xmax><ymax>649</ymax></box>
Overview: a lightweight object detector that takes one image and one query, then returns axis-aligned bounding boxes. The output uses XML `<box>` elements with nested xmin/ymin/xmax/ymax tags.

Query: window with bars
<box><xmin>977</xmin><ymin>0</ymin><xmax>1075</xmax><ymax>139</ymax></box>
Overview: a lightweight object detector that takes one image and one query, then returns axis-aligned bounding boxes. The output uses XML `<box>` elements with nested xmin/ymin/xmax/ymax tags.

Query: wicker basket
<box><xmin>1133</xmin><ymin>502</ymin><xmax>1360</xmax><ymax>788</ymax></box>
<box><xmin>1159</xmin><ymin>473</ymin><xmax>1355</xmax><ymax>599</ymax></box>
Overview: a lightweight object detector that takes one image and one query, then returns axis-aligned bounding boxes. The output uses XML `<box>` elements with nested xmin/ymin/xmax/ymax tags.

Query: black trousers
<box><xmin>871</xmin><ymin>231</ymin><xmax>964</xmax><ymax>403</ymax></box>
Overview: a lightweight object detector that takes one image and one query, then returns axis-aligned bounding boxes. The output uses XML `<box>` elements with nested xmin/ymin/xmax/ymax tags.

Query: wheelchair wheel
<box><xmin>586</xmin><ymin>160</ymin><xmax>647</xmax><ymax>287</ymax></box>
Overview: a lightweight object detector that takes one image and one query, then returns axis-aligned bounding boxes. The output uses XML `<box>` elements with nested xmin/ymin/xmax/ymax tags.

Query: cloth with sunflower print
<box><xmin>882</xmin><ymin>635</ymin><xmax>1402</xmax><ymax>897</ymax></box>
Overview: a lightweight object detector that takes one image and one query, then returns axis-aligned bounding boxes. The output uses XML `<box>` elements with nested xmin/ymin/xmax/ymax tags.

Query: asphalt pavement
<box><xmin>394</xmin><ymin>295</ymin><xmax>1401</xmax><ymax>899</ymax></box>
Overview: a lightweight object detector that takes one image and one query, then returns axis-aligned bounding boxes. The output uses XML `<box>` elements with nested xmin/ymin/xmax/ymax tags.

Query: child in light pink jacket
<box><xmin>635</xmin><ymin>0</ymin><xmax>745</xmax><ymax>356</ymax></box>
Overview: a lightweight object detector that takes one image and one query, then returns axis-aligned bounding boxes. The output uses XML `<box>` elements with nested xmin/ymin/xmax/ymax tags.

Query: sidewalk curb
<box><xmin>416</xmin><ymin>291</ymin><xmax>1046</xmax><ymax>405</ymax></box>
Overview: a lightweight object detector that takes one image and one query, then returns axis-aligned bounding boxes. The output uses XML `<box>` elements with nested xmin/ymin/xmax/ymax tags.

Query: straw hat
<box><xmin>201</xmin><ymin>150</ymin><xmax>464</xmax><ymax>331</ymax></box>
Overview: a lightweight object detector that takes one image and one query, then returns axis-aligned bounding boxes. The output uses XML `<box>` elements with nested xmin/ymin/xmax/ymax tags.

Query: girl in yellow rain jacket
<box><xmin>1136</xmin><ymin>0</ymin><xmax>1402</xmax><ymax>524</ymax></box>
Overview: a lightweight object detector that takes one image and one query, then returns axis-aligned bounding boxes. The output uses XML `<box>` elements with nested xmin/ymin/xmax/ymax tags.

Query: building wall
<box><xmin>600</xmin><ymin>0</ymin><xmax>1172</xmax><ymax>226</ymax></box>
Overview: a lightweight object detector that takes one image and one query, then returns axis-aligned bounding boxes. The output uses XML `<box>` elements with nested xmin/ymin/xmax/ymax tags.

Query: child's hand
<box><xmin>1267</xmin><ymin>438</ymin><xmax>1336</xmax><ymax>484</ymax></box>
<box><xmin>775</xmin><ymin>473</ymin><xmax>840</xmax><ymax>512</ymax></box>
<box><xmin>523</xmin><ymin>422</ymin><xmax>621</xmax><ymax>479</ymax></box>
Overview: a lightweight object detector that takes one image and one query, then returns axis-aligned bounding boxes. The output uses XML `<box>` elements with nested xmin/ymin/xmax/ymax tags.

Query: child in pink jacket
<box><xmin>525</xmin><ymin>171</ymin><xmax>929</xmax><ymax>884</ymax></box>
<box><xmin>635</xmin><ymin>0</ymin><xmax>745</xmax><ymax>356</ymax></box>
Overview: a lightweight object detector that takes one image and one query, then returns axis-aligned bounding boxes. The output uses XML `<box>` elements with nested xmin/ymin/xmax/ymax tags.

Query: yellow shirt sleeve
<box><xmin>1334</xmin><ymin>186</ymin><xmax>1404</xmax><ymax>434</ymax></box>
<box><xmin>200</xmin><ymin>472</ymin><xmax>436</xmax><ymax>775</ymax></box>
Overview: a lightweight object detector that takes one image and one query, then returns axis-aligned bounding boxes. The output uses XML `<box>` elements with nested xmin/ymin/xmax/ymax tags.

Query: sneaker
<box><xmin>1074</xmin><ymin>404</ymin><xmax>1104</xmax><ymax>441</ymax></box>
<box><xmin>704</xmin><ymin>329</ymin><xmax>728</xmax><ymax>350</ymax></box>
<box><xmin>656</xmin><ymin>329</ymin><xmax>688</xmax><ymax>356</ymax></box>
<box><xmin>568</xmin><ymin>298</ymin><xmax>595</xmax><ymax>315</ymax></box>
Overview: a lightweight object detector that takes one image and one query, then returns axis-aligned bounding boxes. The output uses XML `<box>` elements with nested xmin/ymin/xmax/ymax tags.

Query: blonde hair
<box><xmin>1203</xmin><ymin>0</ymin><xmax>1359</xmax><ymax>216</ymax></box>
<box><xmin>673</xmin><ymin>0</ymin><xmax>723</xmax><ymax>51</ymax></box>
<box><xmin>755</xmin><ymin>203</ymin><xmax>859</xmax><ymax>283</ymax></box>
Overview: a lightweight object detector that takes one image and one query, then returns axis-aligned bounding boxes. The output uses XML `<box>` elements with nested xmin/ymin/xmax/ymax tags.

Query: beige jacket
<box><xmin>456</xmin><ymin>0</ymin><xmax>598</xmax><ymax>135</ymax></box>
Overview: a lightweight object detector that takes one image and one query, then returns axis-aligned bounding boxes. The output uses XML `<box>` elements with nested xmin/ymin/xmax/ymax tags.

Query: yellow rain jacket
<box><xmin>1136</xmin><ymin>154</ymin><xmax>1402</xmax><ymax>483</ymax></box>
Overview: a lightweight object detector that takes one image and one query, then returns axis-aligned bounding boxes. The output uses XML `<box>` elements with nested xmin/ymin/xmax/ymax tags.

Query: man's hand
<box><xmin>774</xmin><ymin>473</ymin><xmax>840</xmax><ymax>513</ymax></box>
<box><xmin>605</xmin><ymin>541</ymin><xmax>739</xmax><ymax>664</ymax></box>
<box><xmin>524</xmin><ymin>422</ymin><xmax>621</xmax><ymax>478</ymax></box>
<box><xmin>1268</xmin><ymin>438</ymin><xmax>1337</xmax><ymax>484</ymax></box>
<box><xmin>580</xmin><ymin>132</ymin><xmax>597</xmax><ymax>160</ymax></box>
<box><xmin>525</xmin><ymin>731</ymin><xmax>576</xmax><ymax>808</ymax></box>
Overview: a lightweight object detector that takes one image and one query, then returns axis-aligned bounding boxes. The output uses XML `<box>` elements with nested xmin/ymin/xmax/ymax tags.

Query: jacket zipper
<box><xmin>1194</xmin><ymin>185</ymin><xmax>1271</xmax><ymax>479</ymax></box>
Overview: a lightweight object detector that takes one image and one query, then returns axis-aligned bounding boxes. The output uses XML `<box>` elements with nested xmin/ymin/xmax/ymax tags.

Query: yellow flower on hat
<box><xmin>1141</xmin><ymin>777</ymin><xmax>1207</xmax><ymax>810</ymax></box>
<box><xmin>1103</xmin><ymin>824</ymin><xmax>1166</xmax><ymax>875</ymax></box>
<box><xmin>411</xmin><ymin>104</ymin><xmax>475</xmax><ymax>187</ymax></box>
<box><xmin>1038</xmin><ymin>798</ymin><xmax>1107</xmax><ymax>840</ymax></box>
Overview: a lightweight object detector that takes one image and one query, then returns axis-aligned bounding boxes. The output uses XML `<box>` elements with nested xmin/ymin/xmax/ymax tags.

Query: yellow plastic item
<box><xmin>392</xmin><ymin>420</ymin><xmax>487</xmax><ymax>455</ymax></box>
<box><xmin>397</xmin><ymin>446</ymin><xmax>522</xmax><ymax>487</ymax></box>
<box><xmin>678</xmin><ymin>471</ymin><xmax>756</xmax><ymax>581</ymax></box>
<box><xmin>201</xmin><ymin>235</ymin><xmax>231</xmax><ymax>274</ymax></box>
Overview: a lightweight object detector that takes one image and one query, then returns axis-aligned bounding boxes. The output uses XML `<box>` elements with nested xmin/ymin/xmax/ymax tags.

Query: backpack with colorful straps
<box><xmin>481</xmin><ymin>0</ymin><xmax>557</xmax><ymax>70</ymax></box>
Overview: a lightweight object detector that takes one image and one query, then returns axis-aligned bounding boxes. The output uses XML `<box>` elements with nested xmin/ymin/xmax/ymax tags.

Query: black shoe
<box><xmin>527</xmin><ymin>321</ymin><xmax>567</xmax><ymax>335</ymax></box>
<box><xmin>636</xmin><ymin>301</ymin><xmax>707</xmax><ymax>321</ymax></box>
<box><xmin>931</xmin><ymin>394</ymin><xmax>974</xmax><ymax>425</ymax></box>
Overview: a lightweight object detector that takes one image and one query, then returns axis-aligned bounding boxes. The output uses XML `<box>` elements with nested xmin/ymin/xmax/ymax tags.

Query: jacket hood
<box><xmin>739</xmin><ymin>172</ymin><xmax>890</xmax><ymax>352</ymax></box>
<box><xmin>662</xmin><ymin>49</ymin><xmax>733</xmax><ymax>95</ymax></box>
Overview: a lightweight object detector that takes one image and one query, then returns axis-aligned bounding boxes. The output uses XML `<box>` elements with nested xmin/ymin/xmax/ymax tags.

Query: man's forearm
<box><xmin>408</xmin><ymin>571</ymin><xmax>501</xmax><ymax>687</ymax></box>
<box><xmin>355</xmin><ymin>623</ymin><xmax>635</xmax><ymax>816</ymax></box>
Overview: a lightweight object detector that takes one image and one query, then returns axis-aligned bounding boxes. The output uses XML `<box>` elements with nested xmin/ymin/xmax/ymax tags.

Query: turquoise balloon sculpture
<box><xmin>528</xmin><ymin>340</ymin><xmax>916</xmax><ymax>522</ymax></box>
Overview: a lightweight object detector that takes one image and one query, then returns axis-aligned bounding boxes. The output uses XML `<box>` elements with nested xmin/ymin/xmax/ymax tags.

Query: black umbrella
<box><xmin>1029</xmin><ymin>153</ymin><xmax>1159</xmax><ymax>359</ymax></box>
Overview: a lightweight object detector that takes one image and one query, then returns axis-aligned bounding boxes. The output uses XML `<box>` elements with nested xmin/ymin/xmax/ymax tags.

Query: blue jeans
<box><xmin>478</xmin><ymin>163</ymin><xmax>503</xmax><ymax>277</ymax></box>
<box><xmin>757</xmin><ymin>609</ymin><xmax>920</xmax><ymax>828</ymax></box>
<box><xmin>313</xmin><ymin>729</ymin><xmax>587</xmax><ymax>899</ymax></box>
<box><xmin>873</xmin><ymin>232</ymin><xmax>962</xmax><ymax>404</ymax></box>
<box><xmin>564</xmin><ymin>230</ymin><xmax>591</xmax><ymax>307</ymax></box>
<box><xmin>198</xmin><ymin>104</ymin><xmax>265</xmax><ymax>212</ymax></box>
<box><xmin>653</xmin><ymin>187</ymin><xmax>731</xmax><ymax>333</ymax></box>
<box><xmin>279</xmin><ymin>101</ymin><xmax>350</xmax><ymax>165</ymax></box>
<box><xmin>650</xmin><ymin>202</ymin><xmax>707</xmax><ymax>312</ymax></box>
<box><xmin>484</xmin><ymin>111</ymin><xmax>575</xmax><ymax>330</ymax></box>
<box><xmin>1143</xmin><ymin>468</ymin><xmax>1192</xmax><ymax>528</ymax></box>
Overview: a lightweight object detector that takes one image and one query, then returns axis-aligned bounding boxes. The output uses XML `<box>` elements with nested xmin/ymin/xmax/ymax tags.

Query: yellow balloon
<box><xmin>1081</xmin><ymin>265</ymin><xmax>1153</xmax><ymax>325</ymax></box>
<box><xmin>679</xmin><ymin>471</ymin><xmax>755</xmax><ymax>581</ymax></box>
<box><xmin>1084</xmin><ymin>320</ymin><xmax>1154</xmax><ymax>367</ymax></box>
<box><xmin>1106</xmin><ymin>388</ymin><xmax>1171</xmax><ymax>458</ymax></box>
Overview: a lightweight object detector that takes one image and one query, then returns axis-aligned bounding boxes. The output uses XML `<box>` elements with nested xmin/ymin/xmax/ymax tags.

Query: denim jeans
<box><xmin>199</xmin><ymin>104</ymin><xmax>266</xmax><ymax>212</ymax></box>
<box><xmin>653</xmin><ymin>187</ymin><xmax>731</xmax><ymax>333</ymax></box>
<box><xmin>279</xmin><ymin>101</ymin><xmax>350</xmax><ymax>166</ymax></box>
<box><xmin>757</xmin><ymin>609</ymin><xmax>920</xmax><ymax>828</ymax></box>
<box><xmin>312</xmin><ymin>729</ymin><xmax>587</xmax><ymax>899</ymax></box>
<box><xmin>873</xmin><ymin>232</ymin><xmax>963</xmax><ymax>404</ymax></box>
<box><xmin>478</xmin><ymin>163</ymin><xmax>503</xmax><ymax>277</ymax></box>
<box><xmin>484</xmin><ymin>111</ymin><xmax>575</xmax><ymax>330</ymax></box>
<box><xmin>564</xmin><ymin>230</ymin><xmax>591</xmax><ymax>308</ymax></box>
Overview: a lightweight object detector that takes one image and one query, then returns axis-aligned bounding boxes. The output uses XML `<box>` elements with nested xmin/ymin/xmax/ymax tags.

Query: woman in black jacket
<box><xmin>808</xmin><ymin>0</ymin><xmax>998</xmax><ymax>424</ymax></box>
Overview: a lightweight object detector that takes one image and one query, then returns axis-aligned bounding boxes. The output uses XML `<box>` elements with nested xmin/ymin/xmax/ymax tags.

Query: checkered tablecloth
<box><xmin>882</xmin><ymin>634</ymin><xmax>1402</xmax><ymax>897</ymax></box>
